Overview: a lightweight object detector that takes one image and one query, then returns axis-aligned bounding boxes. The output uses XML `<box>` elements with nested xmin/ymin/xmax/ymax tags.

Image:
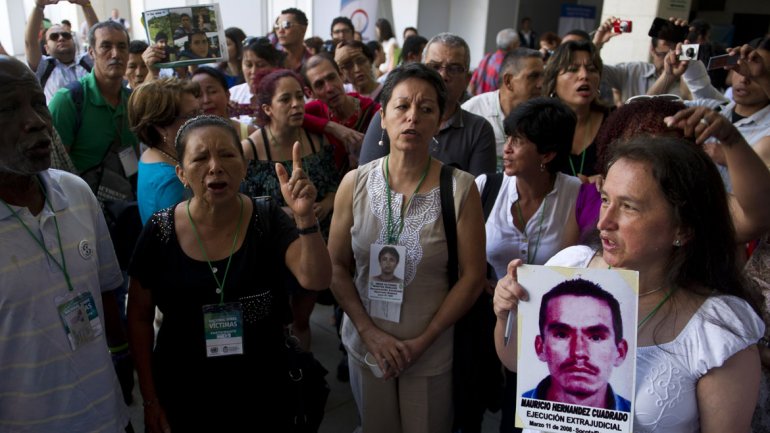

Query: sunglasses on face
<box><xmin>49</xmin><ymin>31</ymin><xmax>73</xmax><ymax>42</ymax></box>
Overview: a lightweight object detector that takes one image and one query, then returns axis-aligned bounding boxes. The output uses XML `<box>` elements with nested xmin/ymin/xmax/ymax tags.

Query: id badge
<box><xmin>117</xmin><ymin>147</ymin><xmax>138</xmax><ymax>177</ymax></box>
<box><xmin>203</xmin><ymin>302</ymin><xmax>244</xmax><ymax>357</ymax></box>
<box><xmin>368</xmin><ymin>244</ymin><xmax>406</xmax><ymax>323</ymax></box>
<box><xmin>55</xmin><ymin>291</ymin><xmax>103</xmax><ymax>351</ymax></box>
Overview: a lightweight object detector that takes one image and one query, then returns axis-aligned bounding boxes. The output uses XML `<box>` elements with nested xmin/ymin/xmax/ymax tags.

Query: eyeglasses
<box><xmin>338</xmin><ymin>55</ymin><xmax>370</xmax><ymax>71</ymax></box>
<box><xmin>332</xmin><ymin>28</ymin><xmax>353</xmax><ymax>35</ymax></box>
<box><xmin>624</xmin><ymin>94</ymin><xmax>682</xmax><ymax>104</ymax></box>
<box><xmin>426</xmin><ymin>62</ymin><xmax>466</xmax><ymax>76</ymax></box>
<box><xmin>49</xmin><ymin>31</ymin><xmax>73</xmax><ymax>42</ymax></box>
<box><xmin>274</xmin><ymin>20</ymin><xmax>302</xmax><ymax>31</ymax></box>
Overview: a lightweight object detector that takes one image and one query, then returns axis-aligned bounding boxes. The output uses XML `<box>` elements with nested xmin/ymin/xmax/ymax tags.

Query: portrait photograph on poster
<box><xmin>142</xmin><ymin>3</ymin><xmax>226</xmax><ymax>68</ymax></box>
<box><xmin>515</xmin><ymin>265</ymin><xmax>639</xmax><ymax>433</ymax></box>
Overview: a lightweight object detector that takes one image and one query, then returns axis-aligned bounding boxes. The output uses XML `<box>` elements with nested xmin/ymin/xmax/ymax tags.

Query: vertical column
<box><xmin>0</xmin><ymin>0</ymin><xmax>29</xmax><ymax>56</ymax></box>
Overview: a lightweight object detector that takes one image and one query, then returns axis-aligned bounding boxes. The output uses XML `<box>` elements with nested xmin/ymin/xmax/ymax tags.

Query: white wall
<box><xmin>600</xmin><ymin>0</ymin><xmax>690</xmax><ymax>64</ymax></box>
<box><xmin>484</xmin><ymin>0</ymin><xmax>517</xmax><ymax>54</ymax></box>
<box><xmin>449</xmin><ymin>0</ymin><xmax>489</xmax><ymax>67</ymax></box>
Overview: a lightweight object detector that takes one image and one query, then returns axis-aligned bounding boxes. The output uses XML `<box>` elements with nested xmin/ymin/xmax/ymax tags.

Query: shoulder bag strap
<box><xmin>480</xmin><ymin>173</ymin><xmax>504</xmax><ymax>223</ymax></box>
<box><xmin>440</xmin><ymin>164</ymin><xmax>458</xmax><ymax>287</ymax></box>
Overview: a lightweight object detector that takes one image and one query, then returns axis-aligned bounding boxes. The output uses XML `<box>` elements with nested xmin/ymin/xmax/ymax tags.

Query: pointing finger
<box><xmin>292</xmin><ymin>141</ymin><xmax>303</xmax><ymax>173</ymax></box>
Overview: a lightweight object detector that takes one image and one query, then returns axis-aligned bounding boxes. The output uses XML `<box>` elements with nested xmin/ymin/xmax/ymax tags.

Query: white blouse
<box><xmin>535</xmin><ymin>245</ymin><xmax>766</xmax><ymax>433</ymax></box>
<box><xmin>475</xmin><ymin>172</ymin><xmax>580</xmax><ymax>279</ymax></box>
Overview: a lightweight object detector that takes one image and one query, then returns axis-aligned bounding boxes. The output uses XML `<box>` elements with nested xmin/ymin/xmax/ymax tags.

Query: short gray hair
<box><xmin>496</xmin><ymin>28</ymin><xmax>520</xmax><ymax>51</ymax></box>
<box><xmin>423</xmin><ymin>32</ymin><xmax>471</xmax><ymax>70</ymax></box>
<box><xmin>501</xmin><ymin>48</ymin><xmax>542</xmax><ymax>76</ymax></box>
<box><xmin>88</xmin><ymin>21</ymin><xmax>129</xmax><ymax>48</ymax></box>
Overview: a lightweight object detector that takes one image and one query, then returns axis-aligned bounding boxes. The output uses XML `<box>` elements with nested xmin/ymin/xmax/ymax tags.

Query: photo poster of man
<box><xmin>142</xmin><ymin>3</ymin><xmax>226</xmax><ymax>68</ymax></box>
<box><xmin>515</xmin><ymin>265</ymin><xmax>639</xmax><ymax>433</ymax></box>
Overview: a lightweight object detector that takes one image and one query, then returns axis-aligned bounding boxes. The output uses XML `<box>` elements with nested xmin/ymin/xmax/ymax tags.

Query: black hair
<box><xmin>281</xmin><ymin>8</ymin><xmax>308</xmax><ymax>26</ymax></box>
<box><xmin>563</xmin><ymin>29</ymin><xmax>591</xmax><ymax>41</ymax></box>
<box><xmin>336</xmin><ymin>40</ymin><xmax>375</xmax><ymax>63</ymax></box>
<box><xmin>192</xmin><ymin>66</ymin><xmax>229</xmax><ymax>91</ymax></box>
<box><xmin>175</xmin><ymin>115</ymin><xmax>243</xmax><ymax>166</ymax></box>
<box><xmin>154</xmin><ymin>31</ymin><xmax>168</xmax><ymax>42</ymax></box>
<box><xmin>380</xmin><ymin>63</ymin><xmax>447</xmax><ymax>119</ymax></box>
<box><xmin>331</xmin><ymin>16</ymin><xmax>354</xmax><ymax>35</ymax></box>
<box><xmin>375</xmin><ymin>18</ymin><xmax>395</xmax><ymax>42</ymax></box>
<box><xmin>378</xmin><ymin>246</ymin><xmax>400</xmax><ymax>263</ymax></box>
<box><xmin>244</xmin><ymin>38</ymin><xmax>286</xmax><ymax>67</ymax></box>
<box><xmin>539</xmin><ymin>278</ymin><xmax>624</xmax><ymax>343</ymax></box>
<box><xmin>301</xmin><ymin>53</ymin><xmax>340</xmax><ymax>88</ymax></box>
<box><xmin>129</xmin><ymin>40</ymin><xmax>149</xmax><ymax>55</ymax></box>
<box><xmin>61</xmin><ymin>19</ymin><xmax>72</xmax><ymax>27</ymax></box>
<box><xmin>542</xmin><ymin>40</ymin><xmax>608</xmax><ymax>113</ymax></box>
<box><xmin>225</xmin><ymin>27</ymin><xmax>246</xmax><ymax>61</ymax></box>
<box><xmin>503</xmin><ymin>97</ymin><xmax>575</xmax><ymax>174</ymax></box>
<box><xmin>399</xmin><ymin>35</ymin><xmax>428</xmax><ymax>64</ymax></box>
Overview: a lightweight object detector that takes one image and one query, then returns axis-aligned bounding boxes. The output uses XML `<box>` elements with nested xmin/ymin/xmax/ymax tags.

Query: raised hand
<box><xmin>665</xmin><ymin>106</ymin><xmax>745</xmax><ymax>145</ymax></box>
<box><xmin>276</xmin><ymin>141</ymin><xmax>317</xmax><ymax>221</ymax></box>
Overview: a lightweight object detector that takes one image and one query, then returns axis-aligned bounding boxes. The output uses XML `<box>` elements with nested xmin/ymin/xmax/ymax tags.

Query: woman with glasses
<box><xmin>241</xmin><ymin>69</ymin><xmax>340</xmax><ymax>352</ymax></box>
<box><xmin>335</xmin><ymin>40</ymin><xmax>383</xmax><ymax>103</ymax></box>
<box><xmin>542</xmin><ymin>41</ymin><xmax>612</xmax><ymax>183</ymax></box>
<box><xmin>128</xmin><ymin>77</ymin><xmax>202</xmax><ymax>224</ymax></box>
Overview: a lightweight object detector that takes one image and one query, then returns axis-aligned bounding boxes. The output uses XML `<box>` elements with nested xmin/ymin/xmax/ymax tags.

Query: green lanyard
<box><xmin>186</xmin><ymin>195</ymin><xmax>244</xmax><ymax>305</ymax></box>
<box><xmin>568</xmin><ymin>149</ymin><xmax>586</xmax><ymax>177</ymax></box>
<box><xmin>384</xmin><ymin>155</ymin><xmax>431</xmax><ymax>244</ymax></box>
<box><xmin>514</xmin><ymin>194</ymin><xmax>548</xmax><ymax>264</ymax></box>
<box><xmin>638</xmin><ymin>288</ymin><xmax>673</xmax><ymax>330</ymax></box>
<box><xmin>1</xmin><ymin>176</ymin><xmax>75</xmax><ymax>292</ymax></box>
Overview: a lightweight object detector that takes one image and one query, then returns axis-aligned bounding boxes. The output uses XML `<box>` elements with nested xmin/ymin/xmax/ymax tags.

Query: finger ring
<box><xmin>700</xmin><ymin>117</ymin><xmax>710</xmax><ymax>126</ymax></box>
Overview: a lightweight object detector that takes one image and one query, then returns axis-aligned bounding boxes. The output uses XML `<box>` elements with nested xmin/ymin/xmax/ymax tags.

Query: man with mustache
<box><xmin>49</xmin><ymin>20</ymin><xmax>138</xmax><ymax>183</ymax></box>
<box><xmin>0</xmin><ymin>54</ymin><xmax>131</xmax><ymax>431</ymax></box>
<box><xmin>25</xmin><ymin>0</ymin><xmax>99</xmax><ymax>103</ymax></box>
<box><xmin>525</xmin><ymin>278</ymin><xmax>631</xmax><ymax>411</ymax></box>
<box><xmin>48</xmin><ymin>21</ymin><xmax>139</xmax><ymax>406</ymax></box>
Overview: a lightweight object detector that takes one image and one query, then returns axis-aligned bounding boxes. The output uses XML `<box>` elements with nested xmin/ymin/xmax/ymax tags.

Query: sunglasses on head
<box><xmin>49</xmin><ymin>31</ymin><xmax>73</xmax><ymax>42</ymax></box>
<box><xmin>624</xmin><ymin>94</ymin><xmax>682</xmax><ymax>104</ymax></box>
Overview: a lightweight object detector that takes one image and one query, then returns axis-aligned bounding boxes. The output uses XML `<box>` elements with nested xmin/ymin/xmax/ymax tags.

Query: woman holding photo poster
<box><xmin>328</xmin><ymin>63</ymin><xmax>486</xmax><ymax>432</ymax></box>
<box><xmin>493</xmin><ymin>107</ymin><xmax>768</xmax><ymax>433</ymax></box>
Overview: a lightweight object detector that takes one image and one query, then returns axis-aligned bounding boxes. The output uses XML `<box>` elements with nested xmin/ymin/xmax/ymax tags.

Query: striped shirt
<box><xmin>0</xmin><ymin>170</ymin><xmax>128</xmax><ymax>432</ymax></box>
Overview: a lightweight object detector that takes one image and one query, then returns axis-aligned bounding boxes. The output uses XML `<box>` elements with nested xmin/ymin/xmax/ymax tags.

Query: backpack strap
<box><xmin>64</xmin><ymin>80</ymin><xmax>86</xmax><ymax>137</ymax></box>
<box><xmin>439</xmin><ymin>164</ymin><xmax>458</xmax><ymax>287</ymax></box>
<box><xmin>480</xmin><ymin>173</ymin><xmax>504</xmax><ymax>222</ymax></box>
<box><xmin>38</xmin><ymin>58</ymin><xmax>57</xmax><ymax>89</ymax></box>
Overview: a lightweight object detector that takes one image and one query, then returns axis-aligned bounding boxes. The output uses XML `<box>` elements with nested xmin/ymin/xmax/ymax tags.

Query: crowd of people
<box><xmin>1</xmin><ymin>2</ymin><xmax>769</xmax><ymax>433</ymax></box>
